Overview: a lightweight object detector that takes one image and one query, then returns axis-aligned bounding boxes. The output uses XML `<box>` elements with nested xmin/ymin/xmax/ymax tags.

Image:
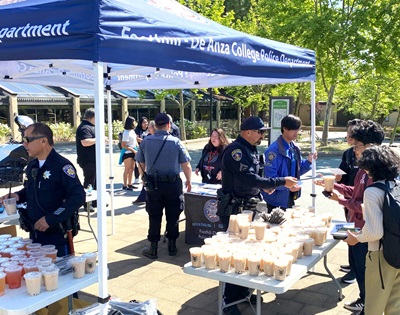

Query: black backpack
<box><xmin>369</xmin><ymin>180</ymin><xmax>400</xmax><ymax>289</ymax></box>
<box><xmin>118</xmin><ymin>132</ymin><xmax>123</xmax><ymax>150</ymax></box>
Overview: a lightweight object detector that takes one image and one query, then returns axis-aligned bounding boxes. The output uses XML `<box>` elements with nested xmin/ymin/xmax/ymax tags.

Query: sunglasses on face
<box><xmin>252</xmin><ymin>130</ymin><xmax>266</xmax><ymax>135</ymax></box>
<box><xmin>22</xmin><ymin>135</ymin><xmax>45</xmax><ymax>143</ymax></box>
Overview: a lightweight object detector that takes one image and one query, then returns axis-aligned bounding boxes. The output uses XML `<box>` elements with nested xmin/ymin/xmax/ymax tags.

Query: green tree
<box><xmin>254</xmin><ymin>0</ymin><xmax>400</xmax><ymax>145</ymax></box>
<box><xmin>149</xmin><ymin>89</ymin><xmax>204</xmax><ymax>141</ymax></box>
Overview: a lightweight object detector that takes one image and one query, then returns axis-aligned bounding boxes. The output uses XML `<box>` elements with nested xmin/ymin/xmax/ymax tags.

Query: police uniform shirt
<box><xmin>136</xmin><ymin>130</ymin><xmax>191</xmax><ymax>175</ymax></box>
<box><xmin>17</xmin><ymin>148</ymin><xmax>85</xmax><ymax>228</ymax></box>
<box><xmin>221</xmin><ymin>135</ymin><xmax>285</xmax><ymax>198</ymax></box>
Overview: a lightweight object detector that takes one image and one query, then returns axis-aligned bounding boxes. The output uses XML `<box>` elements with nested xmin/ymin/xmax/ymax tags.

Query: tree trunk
<box><xmin>321</xmin><ymin>84</ymin><xmax>336</xmax><ymax>145</ymax></box>
<box><xmin>390</xmin><ymin>108</ymin><xmax>400</xmax><ymax>145</ymax></box>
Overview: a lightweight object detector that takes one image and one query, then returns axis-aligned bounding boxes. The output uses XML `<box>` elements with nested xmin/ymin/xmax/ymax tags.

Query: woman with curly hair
<box><xmin>345</xmin><ymin>145</ymin><xmax>400</xmax><ymax>315</ymax></box>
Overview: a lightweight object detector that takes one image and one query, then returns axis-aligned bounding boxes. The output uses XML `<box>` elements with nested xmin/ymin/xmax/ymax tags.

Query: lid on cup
<box><xmin>40</xmin><ymin>245</ymin><xmax>56</xmax><ymax>251</ymax></box>
<box><xmin>69</xmin><ymin>256</ymin><xmax>86</xmax><ymax>262</ymax></box>
<box><xmin>82</xmin><ymin>252</ymin><xmax>97</xmax><ymax>259</ymax></box>
<box><xmin>36</xmin><ymin>257</ymin><xmax>52</xmax><ymax>265</ymax></box>
<box><xmin>189</xmin><ymin>247</ymin><xmax>203</xmax><ymax>254</ymax></box>
<box><xmin>23</xmin><ymin>262</ymin><xmax>38</xmax><ymax>268</ymax></box>
<box><xmin>4</xmin><ymin>264</ymin><xmax>22</xmax><ymax>272</ymax></box>
<box><xmin>42</xmin><ymin>267</ymin><xmax>59</xmax><ymax>275</ymax></box>
<box><xmin>24</xmin><ymin>271</ymin><xmax>42</xmax><ymax>279</ymax></box>
<box><xmin>26</xmin><ymin>243</ymin><xmax>41</xmax><ymax>249</ymax></box>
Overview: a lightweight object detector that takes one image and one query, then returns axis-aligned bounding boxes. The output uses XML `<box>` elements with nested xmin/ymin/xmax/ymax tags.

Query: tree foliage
<box><xmin>178</xmin><ymin>0</ymin><xmax>400</xmax><ymax>143</ymax></box>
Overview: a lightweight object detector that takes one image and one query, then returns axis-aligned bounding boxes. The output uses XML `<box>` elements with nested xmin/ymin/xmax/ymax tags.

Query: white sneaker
<box><xmin>134</xmin><ymin>178</ymin><xmax>140</xmax><ymax>184</ymax></box>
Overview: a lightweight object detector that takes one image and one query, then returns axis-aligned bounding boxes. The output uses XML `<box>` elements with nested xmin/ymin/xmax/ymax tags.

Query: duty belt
<box><xmin>149</xmin><ymin>174</ymin><xmax>179</xmax><ymax>182</ymax></box>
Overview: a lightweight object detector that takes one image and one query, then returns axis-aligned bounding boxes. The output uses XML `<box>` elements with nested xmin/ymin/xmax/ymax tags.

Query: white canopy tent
<box><xmin>0</xmin><ymin>0</ymin><xmax>317</xmax><ymax>312</ymax></box>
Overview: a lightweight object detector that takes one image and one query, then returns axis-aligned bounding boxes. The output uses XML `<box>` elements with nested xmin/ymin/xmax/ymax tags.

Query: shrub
<box><xmin>0</xmin><ymin>124</ymin><xmax>11</xmax><ymax>142</ymax></box>
<box><xmin>49</xmin><ymin>122</ymin><xmax>75</xmax><ymax>142</ymax></box>
<box><xmin>191</xmin><ymin>125</ymin><xmax>208</xmax><ymax>139</ymax></box>
<box><xmin>175</xmin><ymin>119</ymin><xmax>208</xmax><ymax>139</ymax></box>
<box><xmin>110</xmin><ymin>120</ymin><xmax>124</xmax><ymax>140</ymax></box>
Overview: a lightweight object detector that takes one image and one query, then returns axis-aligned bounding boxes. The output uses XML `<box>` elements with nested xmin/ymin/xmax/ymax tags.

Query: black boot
<box><xmin>168</xmin><ymin>239</ymin><xmax>177</xmax><ymax>256</ymax></box>
<box><xmin>142</xmin><ymin>241</ymin><xmax>158</xmax><ymax>259</ymax></box>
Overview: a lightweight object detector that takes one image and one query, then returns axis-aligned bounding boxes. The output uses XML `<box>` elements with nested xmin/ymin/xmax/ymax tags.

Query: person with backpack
<box><xmin>345</xmin><ymin>145</ymin><xmax>400</xmax><ymax>315</ymax></box>
<box><xmin>314</xmin><ymin>120</ymin><xmax>385</xmax><ymax>314</ymax></box>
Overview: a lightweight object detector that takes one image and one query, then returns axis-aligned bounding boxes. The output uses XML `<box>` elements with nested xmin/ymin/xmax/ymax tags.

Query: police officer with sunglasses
<box><xmin>218</xmin><ymin>116</ymin><xmax>297</xmax><ymax>315</ymax></box>
<box><xmin>1</xmin><ymin>123</ymin><xmax>85</xmax><ymax>256</ymax></box>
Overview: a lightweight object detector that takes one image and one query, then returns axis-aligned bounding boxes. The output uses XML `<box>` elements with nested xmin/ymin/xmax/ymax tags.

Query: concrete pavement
<box><xmin>0</xmin><ymin>139</ymin><xmax>377</xmax><ymax>315</ymax></box>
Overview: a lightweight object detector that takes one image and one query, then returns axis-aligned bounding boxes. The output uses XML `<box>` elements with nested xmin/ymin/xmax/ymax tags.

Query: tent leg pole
<box><xmin>310</xmin><ymin>80</ymin><xmax>317</xmax><ymax>210</ymax></box>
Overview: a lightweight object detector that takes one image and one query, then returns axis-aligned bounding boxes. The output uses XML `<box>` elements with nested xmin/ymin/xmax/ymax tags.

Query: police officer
<box><xmin>136</xmin><ymin>113</ymin><xmax>192</xmax><ymax>259</ymax></box>
<box><xmin>219</xmin><ymin>116</ymin><xmax>297</xmax><ymax>315</ymax></box>
<box><xmin>0</xmin><ymin>123</ymin><xmax>85</xmax><ymax>256</ymax></box>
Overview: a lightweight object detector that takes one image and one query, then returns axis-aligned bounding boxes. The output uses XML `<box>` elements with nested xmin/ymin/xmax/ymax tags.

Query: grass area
<box><xmin>297</xmin><ymin>141</ymin><xmax>350</xmax><ymax>153</ymax></box>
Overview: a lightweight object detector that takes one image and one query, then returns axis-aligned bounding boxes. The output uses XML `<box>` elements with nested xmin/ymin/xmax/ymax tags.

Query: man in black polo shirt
<box><xmin>76</xmin><ymin>108</ymin><xmax>96</xmax><ymax>206</ymax></box>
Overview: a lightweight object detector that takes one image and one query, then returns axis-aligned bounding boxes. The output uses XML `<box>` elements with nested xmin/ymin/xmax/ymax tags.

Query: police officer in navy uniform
<box><xmin>219</xmin><ymin>116</ymin><xmax>297</xmax><ymax>315</ymax></box>
<box><xmin>1</xmin><ymin>123</ymin><xmax>85</xmax><ymax>257</ymax></box>
<box><xmin>136</xmin><ymin>113</ymin><xmax>192</xmax><ymax>259</ymax></box>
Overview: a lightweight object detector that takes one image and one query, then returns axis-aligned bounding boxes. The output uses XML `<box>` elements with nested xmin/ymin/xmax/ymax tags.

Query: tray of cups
<box><xmin>330</xmin><ymin>223</ymin><xmax>360</xmax><ymax>240</ymax></box>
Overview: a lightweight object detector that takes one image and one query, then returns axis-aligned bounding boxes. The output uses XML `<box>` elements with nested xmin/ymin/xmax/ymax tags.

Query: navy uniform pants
<box><xmin>79</xmin><ymin>162</ymin><xmax>96</xmax><ymax>190</ymax></box>
<box><xmin>31</xmin><ymin>231</ymin><xmax>71</xmax><ymax>257</ymax></box>
<box><xmin>145</xmin><ymin>178</ymin><xmax>183</xmax><ymax>242</ymax></box>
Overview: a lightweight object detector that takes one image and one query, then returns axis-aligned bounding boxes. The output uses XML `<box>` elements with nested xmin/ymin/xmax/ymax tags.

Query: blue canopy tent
<box><xmin>0</xmin><ymin>0</ymin><xmax>317</xmax><ymax>312</ymax></box>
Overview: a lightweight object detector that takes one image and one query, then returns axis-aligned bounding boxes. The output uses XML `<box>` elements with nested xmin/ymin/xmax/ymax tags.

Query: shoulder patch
<box><xmin>267</xmin><ymin>152</ymin><xmax>277</xmax><ymax>161</ymax></box>
<box><xmin>62</xmin><ymin>165</ymin><xmax>76</xmax><ymax>178</ymax></box>
<box><xmin>231</xmin><ymin>149</ymin><xmax>242</xmax><ymax>161</ymax></box>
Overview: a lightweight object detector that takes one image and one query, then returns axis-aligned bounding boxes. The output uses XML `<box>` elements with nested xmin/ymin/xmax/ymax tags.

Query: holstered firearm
<box><xmin>18</xmin><ymin>209</ymin><xmax>36</xmax><ymax>238</ymax></box>
<box><xmin>216</xmin><ymin>189</ymin><xmax>231</xmax><ymax>217</ymax></box>
<box><xmin>216</xmin><ymin>189</ymin><xmax>244</xmax><ymax>217</ymax></box>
